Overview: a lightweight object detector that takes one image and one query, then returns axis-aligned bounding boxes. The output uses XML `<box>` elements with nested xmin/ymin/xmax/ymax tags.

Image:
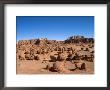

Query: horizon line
<box><xmin>16</xmin><ymin>35</ymin><xmax>94</xmax><ymax>42</ymax></box>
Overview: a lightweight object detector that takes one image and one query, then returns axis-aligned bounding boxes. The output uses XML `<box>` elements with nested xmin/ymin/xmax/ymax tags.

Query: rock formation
<box><xmin>16</xmin><ymin>35</ymin><xmax>94</xmax><ymax>74</ymax></box>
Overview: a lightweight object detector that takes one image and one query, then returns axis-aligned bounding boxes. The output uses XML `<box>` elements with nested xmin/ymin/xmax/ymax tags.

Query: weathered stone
<box><xmin>50</xmin><ymin>55</ymin><xmax>58</xmax><ymax>62</ymax></box>
<box><xmin>25</xmin><ymin>54</ymin><xmax>34</xmax><ymax>60</ymax></box>
<box><xmin>75</xmin><ymin>62</ymin><xmax>86</xmax><ymax>70</ymax></box>
<box><xmin>34</xmin><ymin>55</ymin><xmax>40</xmax><ymax>60</ymax></box>
<box><xmin>57</xmin><ymin>53</ymin><xmax>67</xmax><ymax>61</ymax></box>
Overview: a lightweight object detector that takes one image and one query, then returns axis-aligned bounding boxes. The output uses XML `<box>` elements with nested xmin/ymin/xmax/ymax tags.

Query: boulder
<box><xmin>50</xmin><ymin>55</ymin><xmax>58</xmax><ymax>62</ymax></box>
<box><xmin>75</xmin><ymin>62</ymin><xmax>86</xmax><ymax>70</ymax></box>
<box><xmin>25</xmin><ymin>54</ymin><xmax>34</xmax><ymax>60</ymax></box>
<box><xmin>34</xmin><ymin>55</ymin><xmax>40</xmax><ymax>60</ymax></box>
<box><xmin>49</xmin><ymin>61</ymin><xmax>66</xmax><ymax>73</ymax></box>
<box><xmin>17</xmin><ymin>50</ymin><xmax>25</xmax><ymax>60</ymax></box>
<box><xmin>57</xmin><ymin>53</ymin><xmax>67</xmax><ymax>61</ymax></box>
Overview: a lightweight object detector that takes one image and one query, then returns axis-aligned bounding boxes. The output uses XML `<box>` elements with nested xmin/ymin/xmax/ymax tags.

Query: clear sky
<box><xmin>16</xmin><ymin>16</ymin><xmax>94</xmax><ymax>41</ymax></box>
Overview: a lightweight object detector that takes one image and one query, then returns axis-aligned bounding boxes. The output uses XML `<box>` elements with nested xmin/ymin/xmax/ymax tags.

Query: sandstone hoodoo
<box><xmin>16</xmin><ymin>35</ymin><xmax>94</xmax><ymax>74</ymax></box>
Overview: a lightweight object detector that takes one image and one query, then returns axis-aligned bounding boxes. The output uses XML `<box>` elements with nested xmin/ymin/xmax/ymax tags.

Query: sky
<box><xmin>16</xmin><ymin>16</ymin><xmax>94</xmax><ymax>41</ymax></box>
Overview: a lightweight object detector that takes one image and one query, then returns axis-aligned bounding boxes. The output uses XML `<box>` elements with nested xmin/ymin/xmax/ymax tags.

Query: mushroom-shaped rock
<box><xmin>25</xmin><ymin>54</ymin><xmax>34</xmax><ymax>60</ymax></box>
<box><xmin>57</xmin><ymin>54</ymin><xmax>67</xmax><ymax>61</ymax></box>
<box><xmin>75</xmin><ymin>62</ymin><xmax>86</xmax><ymax>70</ymax></box>
<box><xmin>50</xmin><ymin>55</ymin><xmax>58</xmax><ymax>62</ymax></box>
<box><xmin>17</xmin><ymin>50</ymin><xmax>25</xmax><ymax>60</ymax></box>
<box><xmin>67</xmin><ymin>53</ymin><xmax>75</xmax><ymax>61</ymax></box>
<box><xmin>50</xmin><ymin>61</ymin><xmax>67</xmax><ymax>73</ymax></box>
<box><xmin>34</xmin><ymin>55</ymin><xmax>40</xmax><ymax>60</ymax></box>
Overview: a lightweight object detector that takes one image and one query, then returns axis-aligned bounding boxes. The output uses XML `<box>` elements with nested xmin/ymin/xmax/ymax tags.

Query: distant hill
<box><xmin>17</xmin><ymin>35</ymin><xmax>94</xmax><ymax>45</ymax></box>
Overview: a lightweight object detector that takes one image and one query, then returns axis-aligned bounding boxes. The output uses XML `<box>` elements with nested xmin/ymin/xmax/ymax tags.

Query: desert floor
<box><xmin>17</xmin><ymin>59</ymin><xmax>94</xmax><ymax>74</ymax></box>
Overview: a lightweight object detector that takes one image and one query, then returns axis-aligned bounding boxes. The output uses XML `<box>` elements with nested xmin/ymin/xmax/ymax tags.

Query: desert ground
<box><xmin>16</xmin><ymin>36</ymin><xmax>94</xmax><ymax>74</ymax></box>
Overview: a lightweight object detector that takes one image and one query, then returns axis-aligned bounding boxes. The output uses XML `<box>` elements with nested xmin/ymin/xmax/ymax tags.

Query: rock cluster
<box><xmin>16</xmin><ymin>36</ymin><xmax>94</xmax><ymax>73</ymax></box>
<box><xmin>65</xmin><ymin>35</ymin><xmax>94</xmax><ymax>44</ymax></box>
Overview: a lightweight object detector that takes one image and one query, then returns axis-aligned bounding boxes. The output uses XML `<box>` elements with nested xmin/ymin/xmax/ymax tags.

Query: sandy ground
<box><xmin>16</xmin><ymin>60</ymin><xmax>94</xmax><ymax>74</ymax></box>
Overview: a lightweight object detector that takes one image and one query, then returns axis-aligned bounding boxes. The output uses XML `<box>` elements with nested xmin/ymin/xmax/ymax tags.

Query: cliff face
<box><xmin>16</xmin><ymin>36</ymin><xmax>94</xmax><ymax>74</ymax></box>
